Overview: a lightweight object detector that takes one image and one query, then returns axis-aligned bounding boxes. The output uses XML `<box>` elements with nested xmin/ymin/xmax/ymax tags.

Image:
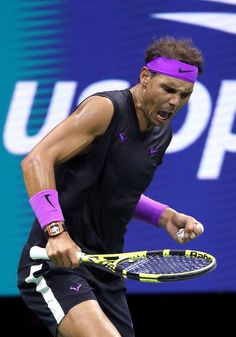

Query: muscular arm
<box><xmin>21</xmin><ymin>96</ymin><xmax>114</xmax><ymax>197</ymax></box>
<box><xmin>21</xmin><ymin>96</ymin><xmax>114</xmax><ymax>268</ymax></box>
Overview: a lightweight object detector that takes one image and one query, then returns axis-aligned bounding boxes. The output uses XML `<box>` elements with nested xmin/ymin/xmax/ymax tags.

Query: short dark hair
<box><xmin>145</xmin><ymin>36</ymin><xmax>204</xmax><ymax>75</ymax></box>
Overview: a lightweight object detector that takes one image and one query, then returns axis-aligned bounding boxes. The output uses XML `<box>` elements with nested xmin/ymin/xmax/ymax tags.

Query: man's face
<box><xmin>140</xmin><ymin>68</ymin><xmax>194</xmax><ymax>127</ymax></box>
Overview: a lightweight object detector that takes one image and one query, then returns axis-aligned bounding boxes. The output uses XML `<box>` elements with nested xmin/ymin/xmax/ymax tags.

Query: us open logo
<box><xmin>2</xmin><ymin>0</ymin><xmax>236</xmax><ymax>180</ymax></box>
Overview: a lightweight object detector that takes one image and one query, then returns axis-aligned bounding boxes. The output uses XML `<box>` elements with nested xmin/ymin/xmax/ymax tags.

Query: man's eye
<box><xmin>181</xmin><ymin>93</ymin><xmax>191</xmax><ymax>99</ymax></box>
<box><xmin>164</xmin><ymin>87</ymin><xmax>175</xmax><ymax>93</ymax></box>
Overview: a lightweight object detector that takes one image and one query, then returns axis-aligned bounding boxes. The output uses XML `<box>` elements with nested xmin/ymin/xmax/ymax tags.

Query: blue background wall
<box><xmin>0</xmin><ymin>0</ymin><xmax>236</xmax><ymax>296</ymax></box>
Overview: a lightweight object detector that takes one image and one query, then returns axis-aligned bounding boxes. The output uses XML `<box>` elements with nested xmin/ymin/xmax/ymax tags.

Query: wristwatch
<box><xmin>45</xmin><ymin>222</ymin><xmax>65</xmax><ymax>238</ymax></box>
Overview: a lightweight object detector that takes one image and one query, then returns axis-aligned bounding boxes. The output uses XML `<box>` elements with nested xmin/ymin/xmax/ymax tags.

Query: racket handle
<box><xmin>29</xmin><ymin>246</ymin><xmax>84</xmax><ymax>260</ymax></box>
<box><xmin>30</xmin><ymin>246</ymin><xmax>49</xmax><ymax>260</ymax></box>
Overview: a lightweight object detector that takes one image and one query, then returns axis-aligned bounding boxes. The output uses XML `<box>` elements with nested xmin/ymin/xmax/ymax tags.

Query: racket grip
<box><xmin>30</xmin><ymin>246</ymin><xmax>49</xmax><ymax>260</ymax></box>
<box><xmin>29</xmin><ymin>246</ymin><xmax>84</xmax><ymax>260</ymax></box>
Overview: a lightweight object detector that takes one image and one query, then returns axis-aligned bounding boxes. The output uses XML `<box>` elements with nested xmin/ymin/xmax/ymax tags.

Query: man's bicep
<box><xmin>34</xmin><ymin>96</ymin><xmax>114</xmax><ymax>164</ymax></box>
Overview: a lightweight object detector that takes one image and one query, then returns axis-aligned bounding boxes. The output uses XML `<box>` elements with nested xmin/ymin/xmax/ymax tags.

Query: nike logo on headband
<box><xmin>178</xmin><ymin>68</ymin><xmax>194</xmax><ymax>73</ymax></box>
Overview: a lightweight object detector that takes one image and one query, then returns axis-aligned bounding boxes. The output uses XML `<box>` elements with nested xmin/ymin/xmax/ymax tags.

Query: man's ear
<box><xmin>140</xmin><ymin>66</ymin><xmax>151</xmax><ymax>87</ymax></box>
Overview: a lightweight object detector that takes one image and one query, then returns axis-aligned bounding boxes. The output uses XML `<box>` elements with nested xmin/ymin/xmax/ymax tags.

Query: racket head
<box><xmin>111</xmin><ymin>249</ymin><xmax>216</xmax><ymax>282</ymax></box>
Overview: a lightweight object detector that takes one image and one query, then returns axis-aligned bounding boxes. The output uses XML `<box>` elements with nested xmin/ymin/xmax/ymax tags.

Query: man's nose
<box><xmin>169</xmin><ymin>94</ymin><xmax>180</xmax><ymax>106</ymax></box>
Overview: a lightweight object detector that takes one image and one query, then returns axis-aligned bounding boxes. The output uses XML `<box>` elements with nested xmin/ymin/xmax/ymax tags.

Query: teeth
<box><xmin>157</xmin><ymin>111</ymin><xmax>170</xmax><ymax>120</ymax></box>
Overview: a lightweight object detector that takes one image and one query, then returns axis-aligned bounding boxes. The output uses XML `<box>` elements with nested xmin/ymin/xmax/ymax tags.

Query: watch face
<box><xmin>47</xmin><ymin>223</ymin><xmax>64</xmax><ymax>236</ymax></box>
<box><xmin>50</xmin><ymin>224</ymin><xmax>60</xmax><ymax>235</ymax></box>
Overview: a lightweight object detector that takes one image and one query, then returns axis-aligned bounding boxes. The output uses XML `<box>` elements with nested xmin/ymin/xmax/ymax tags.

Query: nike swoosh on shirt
<box><xmin>150</xmin><ymin>147</ymin><xmax>159</xmax><ymax>156</ymax></box>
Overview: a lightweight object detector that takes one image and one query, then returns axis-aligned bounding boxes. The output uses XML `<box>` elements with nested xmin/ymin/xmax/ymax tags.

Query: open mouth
<box><xmin>157</xmin><ymin>111</ymin><xmax>171</xmax><ymax>120</ymax></box>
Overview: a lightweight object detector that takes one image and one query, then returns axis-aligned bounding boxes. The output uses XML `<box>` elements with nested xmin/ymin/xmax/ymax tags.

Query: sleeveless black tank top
<box><xmin>23</xmin><ymin>88</ymin><xmax>172</xmax><ymax>258</ymax></box>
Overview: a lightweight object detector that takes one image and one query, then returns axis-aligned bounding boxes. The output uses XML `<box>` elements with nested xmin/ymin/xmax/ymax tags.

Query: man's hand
<box><xmin>176</xmin><ymin>223</ymin><xmax>204</xmax><ymax>242</ymax></box>
<box><xmin>159</xmin><ymin>208</ymin><xmax>204</xmax><ymax>243</ymax></box>
<box><xmin>46</xmin><ymin>231</ymin><xmax>81</xmax><ymax>268</ymax></box>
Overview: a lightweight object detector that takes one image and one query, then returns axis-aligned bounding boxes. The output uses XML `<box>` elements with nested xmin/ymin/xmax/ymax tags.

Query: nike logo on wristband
<box><xmin>45</xmin><ymin>194</ymin><xmax>56</xmax><ymax>208</ymax></box>
<box><xmin>178</xmin><ymin>68</ymin><xmax>194</xmax><ymax>73</ymax></box>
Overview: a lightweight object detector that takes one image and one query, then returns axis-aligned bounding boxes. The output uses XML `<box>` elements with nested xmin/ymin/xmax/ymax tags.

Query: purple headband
<box><xmin>146</xmin><ymin>56</ymin><xmax>198</xmax><ymax>83</ymax></box>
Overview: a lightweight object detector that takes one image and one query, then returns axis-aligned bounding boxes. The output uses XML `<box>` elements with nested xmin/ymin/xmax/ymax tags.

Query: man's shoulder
<box><xmin>94</xmin><ymin>88</ymin><xmax>130</xmax><ymax>101</ymax></box>
<box><xmin>93</xmin><ymin>89</ymin><xmax>132</xmax><ymax>115</ymax></box>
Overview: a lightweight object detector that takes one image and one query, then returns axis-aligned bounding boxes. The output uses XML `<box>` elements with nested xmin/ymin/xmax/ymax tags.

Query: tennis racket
<box><xmin>30</xmin><ymin>246</ymin><xmax>216</xmax><ymax>282</ymax></box>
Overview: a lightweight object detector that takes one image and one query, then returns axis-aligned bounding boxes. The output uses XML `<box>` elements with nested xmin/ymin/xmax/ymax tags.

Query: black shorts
<box><xmin>17</xmin><ymin>260</ymin><xmax>135</xmax><ymax>337</ymax></box>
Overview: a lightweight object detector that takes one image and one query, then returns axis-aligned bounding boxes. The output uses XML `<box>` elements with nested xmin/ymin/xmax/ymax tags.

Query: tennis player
<box><xmin>18</xmin><ymin>36</ymin><xmax>205</xmax><ymax>337</ymax></box>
